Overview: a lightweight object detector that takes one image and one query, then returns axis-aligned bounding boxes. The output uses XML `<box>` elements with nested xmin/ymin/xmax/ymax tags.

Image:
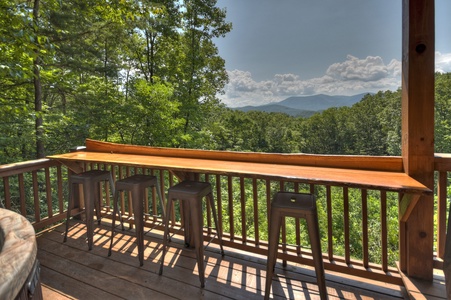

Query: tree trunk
<box><xmin>33</xmin><ymin>0</ymin><xmax>44</xmax><ymax>158</ymax></box>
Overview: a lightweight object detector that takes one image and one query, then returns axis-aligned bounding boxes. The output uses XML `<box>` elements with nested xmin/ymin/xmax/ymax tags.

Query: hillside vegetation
<box><xmin>2</xmin><ymin>2</ymin><xmax>451</xmax><ymax>163</ymax></box>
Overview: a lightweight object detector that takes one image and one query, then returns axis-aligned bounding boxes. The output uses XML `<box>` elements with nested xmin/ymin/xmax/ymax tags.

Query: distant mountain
<box><xmin>233</xmin><ymin>93</ymin><xmax>370</xmax><ymax>117</ymax></box>
<box><xmin>235</xmin><ymin>104</ymin><xmax>317</xmax><ymax>118</ymax></box>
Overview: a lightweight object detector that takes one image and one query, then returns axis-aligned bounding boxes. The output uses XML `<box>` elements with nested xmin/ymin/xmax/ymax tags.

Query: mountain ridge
<box><xmin>233</xmin><ymin>93</ymin><xmax>370</xmax><ymax>117</ymax></box>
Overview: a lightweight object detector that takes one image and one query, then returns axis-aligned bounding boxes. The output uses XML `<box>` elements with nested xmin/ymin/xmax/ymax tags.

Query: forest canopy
<box><xmin>1</xmin><ymin>0</ymin><xmax>451</xmax><ymax>165</ymax></box>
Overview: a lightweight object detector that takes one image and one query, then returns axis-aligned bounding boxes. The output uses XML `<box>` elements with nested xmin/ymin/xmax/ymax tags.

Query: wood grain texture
<box><xmin>48</xmin><ymin>150</ymin><xmax>431</xmax><ymax>195</ymax></box>
<box><xmin>85</xmin><ymin>138</ymin><xmax>405</xmax><ymax>172</ymax></box>
<box><xmin>37</xmin><ymin>221</ymin><xmax>412</xmax><ymax>299</ymax></box>
<box><xmin>401</xmin><ymin>0</ymin><xmax>435</xmax><ymax>280</ymax></box>
<box><xmin>0</xmin><ymin>208</ymin><xmax>38</xmax><ymax>300</ymax></box>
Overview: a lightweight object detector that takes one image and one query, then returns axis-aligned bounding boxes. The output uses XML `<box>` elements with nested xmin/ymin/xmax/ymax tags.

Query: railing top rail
<box><xmin>434</xmin><ymin>153</ymin><xmax>451</xmax><ymax>171</ymax></box>
<box><xmin>0</xmin><ymin>159</ymin><xmax>60</xmax><ymax>178</ymax></box>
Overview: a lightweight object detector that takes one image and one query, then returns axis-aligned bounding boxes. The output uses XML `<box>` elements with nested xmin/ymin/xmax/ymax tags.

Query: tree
<box><xmin>435</xmin><ymin>73</ymin><xmax>451</xmax><ymax>153</ymax></box>
<box><xmin>300</xmin><ymin>107</ymin><xmax>351</xmax><ymax>154</ymax></box>
<box><xmin>173</xmin><ymin>0</ymin><xmax>231</xmax><ymax>147</ymax></box>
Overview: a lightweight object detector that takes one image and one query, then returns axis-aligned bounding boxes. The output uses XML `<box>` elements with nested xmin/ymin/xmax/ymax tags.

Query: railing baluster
<box><xmin>437</xmin><ymin>170</ymin><xmax>448</xmax><ymax>259</ymax></box>
<box><xmin>126</xmin><ymin>166</ymin><xmax>132</xmax><ymax>228</ymax></box>
<box><xmin>294</xmin><ymin>183</ymin><xmax>301</xmax><ymax>256</ymax></box>
<box><xmin>227</xmin><ymin>175</ymin><xmax>234</xmax><ymax>241</ymax></box>
<box><xmin>362</xmin><ymin>189</ymin><xmax>369</xmax><ymax>269</ymax></box>
<box><xmin>266</xmin><ymin>179</ymin><xmax>271</xmax><ymax>234</ymax></box>
<box><xmin>3</xmin><ymin>177</ymin><xmax>11</xmax><ymax>209</ymax></box>
<box><xmin>104</xmin><ymin>164</ymin><xmax>111</xmax><ymax>211</ymax></box>
<box><xmin>56</xmin><ymin>165</ymin><xmax>64</xmax><ymax>214</ymax></box>
<box><xmin>169</xmin><ymin>172</ymin><xmax>176</xmax><ymax>227</ymax></box>
<box><xmin>32</xmin><ymin>170</ymin><xmax>40</xmax><ymax>222</ymax></box>
<box><xmin>216</xmin><ymin>174</ymin><xmax>223</xmax><ymax>236</ymax></box>
<box><xmin>344</xmin><ymin>187</ymin><xmax>350</xmax><ymax>265</ymax></box>
<box><xmin>145</xmin><ymin>169</ymin><xmax>151</xmax><ymax>220</ymax></box>
<box><xmin>118</xmin><ymin>166</ymin><xmax>125</xmax><ymax>220</ymax></box>
<box><xmin>327</xmin><ymin>185</ymin><xmax>333</xmax><ymax>261</ymax></box>
<box><xmin>18</xmin><ymin>173</ymin><xmax>26</xmax><ymax>216</ymax></box>
<box><xmin>206</xmin><ymin>174</ymin><xmax>212</xmax><ymax>236</ymax></box>
<box><xmin>252</xmin><ymin>178</ymin><xmax>259</xmax><ymax>246</ymax></box>
<box><xmin>381</xmin><ymin>190</ymin><xmax>388</xmax><ymax>272</ymax></box>
<box><xmin>45</xmin><ymin>168</ymin><xmax>53</xmax><ymax>218</ymax></box>
<box><xmin>240</xmin><ymin>176</ymin><xmax>246</xmax><ymax>244</ymax></box>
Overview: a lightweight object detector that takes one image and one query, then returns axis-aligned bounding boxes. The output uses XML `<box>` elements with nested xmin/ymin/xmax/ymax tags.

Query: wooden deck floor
<box><xmin>35</xmin><ymin>221</ymin><xmax>445</xmax><ymax>299</ymax></box>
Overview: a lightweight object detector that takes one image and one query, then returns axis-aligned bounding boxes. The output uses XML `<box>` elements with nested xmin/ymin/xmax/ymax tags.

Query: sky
<box><xmin>213</xmin><ymin>0</ymin><xmax>451</xmax><ymax>107</ymax></box>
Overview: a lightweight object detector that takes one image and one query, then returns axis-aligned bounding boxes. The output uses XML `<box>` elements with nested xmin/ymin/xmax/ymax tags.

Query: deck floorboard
<box><xmin>34</xmin><ymin>221</ymin><xmax>443</xmax><ymax>299</ymax></box>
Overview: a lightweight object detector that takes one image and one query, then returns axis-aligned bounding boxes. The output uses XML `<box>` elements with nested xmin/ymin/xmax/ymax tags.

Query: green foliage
<box><xmin>435</xmin><ymin>72</ymin><xmax>451</xmax><ymax>153</ymax></box>
<box><xmin>1</xmin><ymin>0</ymin><xmax>231</xmax><ymax>160</ymax></box>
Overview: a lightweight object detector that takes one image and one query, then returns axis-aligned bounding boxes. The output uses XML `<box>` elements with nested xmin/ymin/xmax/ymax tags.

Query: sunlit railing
<box><xmin>434</xmin><ymin>153</ymin><xmax>451</xmax><ymax>268</ymax></box>
<box><xmin>2</xmin><ymin>154</ymin><xmax>448</xmax><ymax>286</ymax></box>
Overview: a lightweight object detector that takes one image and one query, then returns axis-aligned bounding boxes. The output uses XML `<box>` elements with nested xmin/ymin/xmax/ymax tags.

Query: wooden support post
<box><xmin>401</xmin><ymin>0</ymin><xmax>435</xmax><ymax>281</ymax></box>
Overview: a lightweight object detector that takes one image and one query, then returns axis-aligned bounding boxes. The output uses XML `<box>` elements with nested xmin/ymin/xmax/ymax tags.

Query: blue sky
<box><xmin>214</xmin><ymin>1</ymin><xmax>451</xmax><ymax>107</ymax></box>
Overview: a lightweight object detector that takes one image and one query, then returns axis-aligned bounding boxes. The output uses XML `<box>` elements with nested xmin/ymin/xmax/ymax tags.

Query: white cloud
<box><xmin>219</xmin><ymin>55</ymin><xmax>404</xmax><ymax>107</ymax></box>
<box><xmin>436</xmin><ymin>52</ymin><xmax>451</xmax><ymax>73</ymax></box>
<box><xmin>219</xmin><ymin>52</ymin><xmax>451</xmax><ymax>108</ymax></box>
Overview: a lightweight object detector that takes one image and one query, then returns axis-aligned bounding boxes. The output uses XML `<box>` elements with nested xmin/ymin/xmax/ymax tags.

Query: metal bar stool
<box><xmin>159</xmin><ymin>180</ymin><xmax>224</xmax><ymax>288</ymax></box>
<box><xmin>63</xmin><ymin>169</ymin><xmax>114</xmax><ymax>250</ymax></box>
<box><xmin>108</xmin><ymin>174</ymin><xmax>165</xmax><ymax>266</ymax></box>
<box><xmin>264</xmin><ymin>192</ymin><xmax>327</xmax><ymax>300</ymax></box>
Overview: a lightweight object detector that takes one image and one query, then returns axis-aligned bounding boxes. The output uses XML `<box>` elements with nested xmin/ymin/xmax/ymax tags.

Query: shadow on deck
<box><xmin>35</xmin><ymin>221</ymin><xmax>445</xmax><ymax>299</ymax></box>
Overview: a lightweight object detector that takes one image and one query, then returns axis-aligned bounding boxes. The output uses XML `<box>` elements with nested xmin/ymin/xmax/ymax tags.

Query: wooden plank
<box><xmin>32</xmin><ymin>170</ymin><xmax>40</xmax><ymax>222</ymax></box>
<box><xmin>401</xmin><ymin>0</ymin><xmax>435</xmax><ymax>280</ymax></box>
<box><xmin>398</xmin><ymin>263</ymin><xmax>447</xmax><ymax>299</ymax></box>
<box><xmin>437</xmin><ymin>171</ymin><xmax>448</xmax><ymax>258</ymax></box>
<box><xmin>0</xmin><ymin>158</ymin><xmax>60</xmax><ymax>177</ymax></box>
<box><xmin>434</xmin><ymin>154</ymin><xmax>451</xmax><ymax>171</ymax></box>
<box><xmin>35</xmin><ymin>222</ymin><xmax>408</xmax><ymax>299</ymax></box>
<box><xmin>18</xmin><ymin>173</ymin><xmax>26</xmax><ymax>216</ymax></box>
<box><xmin>381</xmin><ymin>191</ymin><xmax>388</xmax><ymax>272</ymax></box>
<box><xmin>399</xmin><ymin>194</ymin><xmax>421</xmax><ymax>222</ymax></box>
<box><xmin>3</xmin><ymin>177</ymin><xmax>11</xmax><ymax>208</ymax></box>
<box><xmin>38</xmin><ymin>235</ymin><xmax>227</xmax><ymax>299</ymax></box>
<box><xmin>47</xmin><ymin>151</ymin><xmax>431</xmax><ymax>195</ymax></box>
<box><xmin>44</xmin><ymin>168</ymin><xmax>53</xmax><ymax>218</ymax></box>
<box><xmin>85</xmin><ymin>138</ymin><xmax>404</xmax><ymax>172</ymax></box>
<box><xmin>38</xmin><ymin>224</ymin><xmax>272</xmax><ymax>300</ymax></box>
<box><xmin>39</xmin><ymin>265</ymin><xmax>124</xmax><ymax>300</ymax></box>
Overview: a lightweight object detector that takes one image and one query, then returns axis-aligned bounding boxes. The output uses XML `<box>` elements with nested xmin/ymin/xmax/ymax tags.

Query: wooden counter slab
<box><xmin>47</xmin><ymin>150</ymin><xmax>431</xmax><ymax>195</ymax></box>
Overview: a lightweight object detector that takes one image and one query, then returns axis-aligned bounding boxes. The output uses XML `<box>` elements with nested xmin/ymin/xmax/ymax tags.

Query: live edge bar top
<box><xmin>47</xmin><ymin>150</ymin><xmax>431</xmax><ymax>196</ymax></box>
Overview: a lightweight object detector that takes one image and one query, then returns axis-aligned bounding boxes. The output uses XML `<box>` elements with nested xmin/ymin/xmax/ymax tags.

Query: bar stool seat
<box><xmin>108</xmin><ymin>174</ymin><xmax>165</xmax><ymax>266</ymax></box>
<box><xmin>63</xmin><ymin>170</ymin><xmax>114</xmax><ymax>250</ymax></box>
<box><xmin>159</xmin><ymin>180</ymin><xmax>224</xmax><ymax>288</ymax></box>
<box><xmin>264</xmin><ymin>192</ymin><xmax>327</xmax><ymax>300</ymax></box>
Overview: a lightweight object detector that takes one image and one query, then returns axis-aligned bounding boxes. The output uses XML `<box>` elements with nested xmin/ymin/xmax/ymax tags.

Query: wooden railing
<box><xmin>1</xmin><ymin>153</ymin><xmax>448</xmax><ymax>286</ymax></box>
<box><xmin>434</xmin><ymin>153</ymin><xmax>451</xmax><ymax>267</ymax></box>
<box><xmin>0</xmin><ymin>159</ymin><xmax>68</xmax><ymax>230</ymax></box>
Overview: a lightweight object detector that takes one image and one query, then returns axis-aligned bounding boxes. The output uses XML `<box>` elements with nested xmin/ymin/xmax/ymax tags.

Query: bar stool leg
<box><xmin>84</xmin><ymin>180</ymin><xmax>95</xmax><ymax>250</ymax></box>
<box><xmin>108</xmin><ymin>188</ymin><xmax>123</xmax><ymax>257</ymax></box>
<box><xmin>190</xmin><ymin>198</ymin><xmax>205</xmax><ymax>287</ymax></box>
<box><xmin>159</xmin><ymin>197</ymin><xmax>173</xmax><ymax>275</ymax></box>
<box><xmin>63</xmin><ymin>178</ymin><xmax>74</xmax><ymax>243</ymax></box>
<box><xmin>264</xmin><ymin>210</ymin><xmax>282</xmax><ymax>300</ymax></box>
<box><xmin>306</xmin><ymin>214</ymin><xmax>327</xmax><ymax>299</ymax></box>
<box><xmin>155</xmin><ymin>182</ymin><xmax>165</xmax><ymax>220</ymax></box>
<box><xmin>131</xmin><ymin>186</ymin><xmax>145</xmax><ymax>266</ymax></box>
<box><xmin>182</xmin><ymin>200</ymin><xmax>192</xmax><ymax>247</ymax></box>
<box><xmin>206</xmin><ymin>193</ymin><xmax>224</xmax><ymax>255</ymax></box>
